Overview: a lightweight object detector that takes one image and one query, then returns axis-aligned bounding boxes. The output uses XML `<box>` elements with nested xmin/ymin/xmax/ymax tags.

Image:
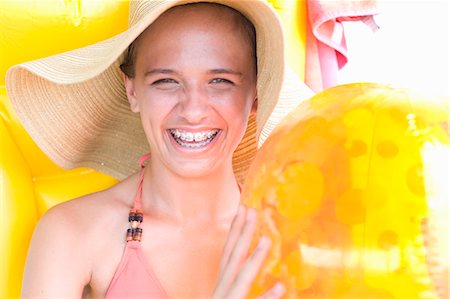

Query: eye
<box><xmin>210</xmin><ymin>78</ymin><xmax>234</xmax><ymax>85</ymax></box>
<box><xmin>152</xmin><ymin>78</ymin><xmax>178</xmax><ymax>85</ymax></box>
<box><xmin>151</xmin><ymin>78</ymin><xmax>179</xmax><ymax>90</ymax></box>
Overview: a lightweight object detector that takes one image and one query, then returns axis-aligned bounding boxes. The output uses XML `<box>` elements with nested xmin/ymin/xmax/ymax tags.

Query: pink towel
<box><xmin>305</xmin><ymin>0</ymin><xmax>380</xmax><ymax>92</ymax></box>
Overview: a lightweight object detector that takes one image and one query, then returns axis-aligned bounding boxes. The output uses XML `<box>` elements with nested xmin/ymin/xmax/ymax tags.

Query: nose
<box><xmin>178</xmin><ymin>84</ymin><xmax>210</xmax><ymax>124</ymax></box>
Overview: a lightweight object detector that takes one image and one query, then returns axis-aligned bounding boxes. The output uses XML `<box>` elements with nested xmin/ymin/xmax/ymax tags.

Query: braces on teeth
<box><xmin>170</xmin><ymin>129</ymin><xmax>219</xmax><ymax>148</ymax></box>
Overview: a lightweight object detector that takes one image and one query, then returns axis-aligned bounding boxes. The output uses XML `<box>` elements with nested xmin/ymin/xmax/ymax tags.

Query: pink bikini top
<box><xmin>105</xmin><ymin>153</ymin><xmax>168</xmax><ymax>298</ymax></box>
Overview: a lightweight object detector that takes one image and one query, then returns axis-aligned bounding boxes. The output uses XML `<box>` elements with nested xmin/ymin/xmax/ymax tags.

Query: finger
<box><xmin>214</xmin><ymin>205</ymin><xmax>248</xmax><ymax>298</ymax></box>
<box><xmin>225</xmin><ymin>235</ymin><xmax>271</xmax><ymax>299</ymax></box>
<box><xmin>222</xmin><ymin>208</ymin><xmax>258</xmax><ymax>278</ymax></box>
<box><xmin>220</xmin><ymin>205</ymin><xmax>247</xmax><ymax>273</ymax></box>
<box><xmin>257</xmin><ymin>282</ymin><xmax>286</xmax><ymax>299</ymax></box>
<box><xmin>215</xmin><ymin>208</ymin><xmax>258</xmax><ymax>297</ymax></box>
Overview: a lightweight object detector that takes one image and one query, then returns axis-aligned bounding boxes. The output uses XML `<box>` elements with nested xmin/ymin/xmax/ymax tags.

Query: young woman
<box><xmin>6</xmin><ymin>0</ymin><xmax>310</xmax><ymax>298</ymax></box>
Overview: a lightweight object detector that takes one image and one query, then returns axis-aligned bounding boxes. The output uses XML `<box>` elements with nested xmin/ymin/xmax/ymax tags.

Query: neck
<box><xmin>140</xmin><ymin>160</ymin><xmax>241</xmax><ymax>226</ymax></box>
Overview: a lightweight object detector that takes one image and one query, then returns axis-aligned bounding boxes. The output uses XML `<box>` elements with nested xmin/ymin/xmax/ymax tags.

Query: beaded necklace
<box><xmin>126</xmin><ymin>153</ymin><xmax>151</xmax><ymax>242</ymax></box>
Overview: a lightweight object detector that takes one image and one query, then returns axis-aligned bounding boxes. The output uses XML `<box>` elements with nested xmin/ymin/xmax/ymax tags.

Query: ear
<box><xmin>250</xmin><ymin>95</ymin><xmax>258</xmax><ymax>116</ymax></box>
<box><xmin>124</xmin><ymin>75</ymin><xmax>140</xmax><ymax>113</ymax></box>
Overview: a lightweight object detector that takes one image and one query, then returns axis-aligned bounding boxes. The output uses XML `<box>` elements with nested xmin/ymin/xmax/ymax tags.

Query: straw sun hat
<box><xmin>6</xmin><ymin>0</ymin><xmax>311</xmax><ymax>182</ymax></box>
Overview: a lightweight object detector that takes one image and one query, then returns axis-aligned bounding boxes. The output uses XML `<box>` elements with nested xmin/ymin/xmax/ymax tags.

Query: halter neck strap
<box><xmin>133</xmin><ymin>153</ymin><xmax>151</xmax><ymax>210</ymax></box>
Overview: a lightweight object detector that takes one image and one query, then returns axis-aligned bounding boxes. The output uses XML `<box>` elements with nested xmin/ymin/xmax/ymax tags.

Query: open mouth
<box><xmin>169</xmin><ymin>129</ymin><xmax>220</xmax><ymax>149</ymax></box>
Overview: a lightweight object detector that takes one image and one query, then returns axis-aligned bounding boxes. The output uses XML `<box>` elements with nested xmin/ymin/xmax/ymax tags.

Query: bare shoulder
<box><xmin>22</xmin><ymin>173</ymin><xmax>140</xmax><ymax>297</ymax></box>
<box><xmin>27</xmin><ymin>179</ymin><xmax>129</xmax><ymax>270</ymax></box>
<box><xmin>39</xmin><ymin>171</ymin><xmax>140</xmax><ymax>232</ymax></box>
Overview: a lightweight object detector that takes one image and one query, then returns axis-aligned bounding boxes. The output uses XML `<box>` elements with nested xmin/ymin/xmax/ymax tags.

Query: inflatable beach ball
<box><xmin>242</xmin><ymin>83</ymin><xmax>449</xmax><ymax>299</ymax></box>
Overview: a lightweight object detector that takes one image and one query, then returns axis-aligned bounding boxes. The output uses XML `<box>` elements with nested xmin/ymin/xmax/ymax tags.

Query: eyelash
<box><xmin>210</xmin><ymin>78</ymin><xmax>234</xmax><ymax>85</ymax></box>
<box><xmin>152</xmin><ymin>78</ymin><xmax>178</xmax><ymax>85</ymax></box>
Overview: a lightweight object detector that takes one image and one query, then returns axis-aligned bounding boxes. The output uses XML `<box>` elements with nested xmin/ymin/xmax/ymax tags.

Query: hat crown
<box><xmin>128</xmin><ymin>0</ymin><xmax>165</xmax><ymax>27</ymax></box>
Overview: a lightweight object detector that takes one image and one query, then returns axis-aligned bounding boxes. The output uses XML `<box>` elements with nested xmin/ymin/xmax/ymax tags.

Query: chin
<box><xmin>171</xmin><ymin>161</ymin><xmax>225</xmax><ymax>180</ymax></box>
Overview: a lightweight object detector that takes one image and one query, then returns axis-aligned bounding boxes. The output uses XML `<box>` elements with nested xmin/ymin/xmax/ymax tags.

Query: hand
<box><xmin>212</xmin><ymin>205</ymin><xmax>285</xmax><ymax>299</ymax></box>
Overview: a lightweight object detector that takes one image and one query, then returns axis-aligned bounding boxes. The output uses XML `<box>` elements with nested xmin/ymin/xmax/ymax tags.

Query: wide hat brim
<box><xmin>6</xmin><ymin>0</ymin><xmax>311</xmax><ymax>182</ymax></box>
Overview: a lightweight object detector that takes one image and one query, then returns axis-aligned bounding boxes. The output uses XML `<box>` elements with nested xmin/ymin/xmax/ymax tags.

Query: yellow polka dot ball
<box><xmin>242</xmin><ymin>83</ymin><xmax>449</xmax><ymax>299</ymax></box>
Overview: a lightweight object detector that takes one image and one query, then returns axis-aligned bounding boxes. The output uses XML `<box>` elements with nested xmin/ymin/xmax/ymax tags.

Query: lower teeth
<box><xmin>179</xmin><ymin>140</ymin><xmax>209</xmax><ymax>148</ymax></box>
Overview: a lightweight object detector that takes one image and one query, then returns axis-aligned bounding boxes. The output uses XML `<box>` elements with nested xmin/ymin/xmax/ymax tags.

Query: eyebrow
<box><xmin>208</xmin><ymin>69</ymin><xmax>243</xmax><ymax>77</ymax></box>
<box><xmin>144</xmin><ymin>68</ymin><xmax>179</xmax><ymax>77</ymax></box>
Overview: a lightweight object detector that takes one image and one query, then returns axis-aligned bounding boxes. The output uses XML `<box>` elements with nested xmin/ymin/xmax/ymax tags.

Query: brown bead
<box><xmin>133</xmin><ymin>228</ymin><xmax>143</xmax><ymax>242</ymax></box>
<box><xmin>126</xmin><ymin>228</ymin><xmax>133</xmax><ymax>242</ymax></box>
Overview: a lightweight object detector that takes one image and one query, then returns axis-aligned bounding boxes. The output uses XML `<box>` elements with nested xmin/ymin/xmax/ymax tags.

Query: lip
<box><xmin>166</xmin><ymin>128</ymin><xmax>222</xmax><ymax>154</ymax></box>
<box><xmin>169</xmin><ymin>127</ymin><xmax>219</xmax><ymax>133</ymax></box>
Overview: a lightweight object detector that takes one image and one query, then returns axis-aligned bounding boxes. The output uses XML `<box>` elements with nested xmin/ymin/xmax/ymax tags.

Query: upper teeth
<box><xmin>170</xmin><ymin>129</ymin><xmax>218</xmax><ymax>142</ymax></box>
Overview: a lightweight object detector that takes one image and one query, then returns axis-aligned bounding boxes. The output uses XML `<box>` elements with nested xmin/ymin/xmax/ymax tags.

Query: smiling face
<box><xmin>124</xmin><ymin>3</ymin><xmax>257</xmax><ymax>178</ymax></box>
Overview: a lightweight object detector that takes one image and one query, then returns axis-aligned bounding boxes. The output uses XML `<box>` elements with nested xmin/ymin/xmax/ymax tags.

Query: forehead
<box><xmin>155</xmin><ymin>3</ymin><xmax>247</xmax><ymax>32</ymax></box>
<box><xmin>135</xmin><ymin>3</ymin><xmax>253</xmax><ymax>53</ymax></box>
<box><xmin>131</xmin><ymin>3</ymin><xmax>255</xmax><ymax>73</ymax></box>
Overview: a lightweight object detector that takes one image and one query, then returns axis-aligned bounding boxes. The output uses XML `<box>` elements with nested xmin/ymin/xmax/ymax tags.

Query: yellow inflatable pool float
<box><xmin>0</xmin><ymin>0</ymin><xmax>306</xmax><ymax>297</ymax></box>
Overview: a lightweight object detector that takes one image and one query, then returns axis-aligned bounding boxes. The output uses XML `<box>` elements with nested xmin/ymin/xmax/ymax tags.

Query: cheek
<box><xmin>218</xmin><ymin>98</ymin><xmax>251</xmax><ymax>124</ymax></box>
<box><xmin>225</xmin><ymin>92</ymin><xmax>255</xmax><ymax>128</ymax></box>
<box><xmin>135</xmin><ymin>92</ymin><xmax>177</xmax><ymax>136</ymax></box>
<box><xmin>221</xmin><ymin>83</ymin><xmax>256</xmax><ymax>110</ymax></box>
<box><xmin>137</xmin><ymin>89</ymin><xmax>177</xmax><ymax>113</ymax></box>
